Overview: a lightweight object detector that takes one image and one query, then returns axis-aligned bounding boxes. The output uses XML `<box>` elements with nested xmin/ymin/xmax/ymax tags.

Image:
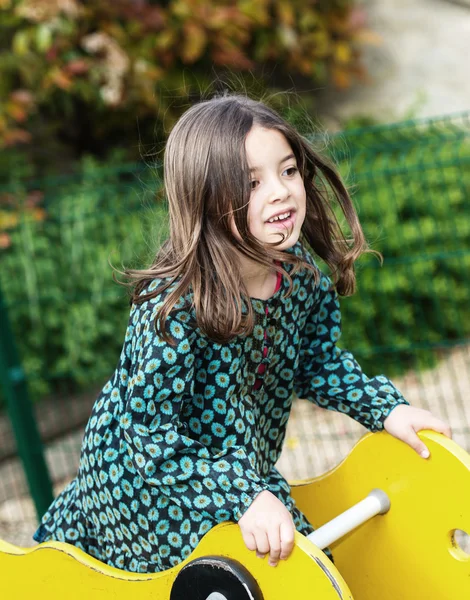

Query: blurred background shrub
<box><xmin>329</xmin><ymin>119</ymin><xmax>470</xmax><ymax>376</ymax></box>
<box><xmin>0</xmin><ymin>151</ymin><xmax>165</xmax><ymax>401</ymax></box>
<box><xmin>0</xmin><ymin>0</ymin><xmax>369</xmax><ymax>175</ymax></box>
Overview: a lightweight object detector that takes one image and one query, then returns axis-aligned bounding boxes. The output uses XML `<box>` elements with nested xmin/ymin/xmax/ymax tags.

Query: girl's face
<box><xmin>243</xmin><ymin>125</ymin><xmax>306</xmax><ymax>250</ymax></box>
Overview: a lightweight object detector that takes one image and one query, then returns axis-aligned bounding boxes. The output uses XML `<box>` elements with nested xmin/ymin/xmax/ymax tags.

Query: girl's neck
<box><xmin>238</xmin><ymin>254</ymin><xmax>278</xmax><ymax>300</ymax></box>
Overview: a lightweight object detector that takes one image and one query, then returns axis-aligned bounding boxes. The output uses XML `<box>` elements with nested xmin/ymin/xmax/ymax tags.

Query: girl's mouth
<box><xmin>266</xmin><ymin>210</ymin><xmax>295</xmax><ymax>227</ymax></box>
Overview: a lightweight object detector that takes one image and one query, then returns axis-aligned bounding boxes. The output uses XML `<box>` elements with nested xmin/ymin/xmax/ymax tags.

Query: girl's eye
<box><xmin>283</xmin><ymin>166</ymin><xmax>298</xmax><ymax>177</ymax></box>
<box><xmin>250</xmin><ymin>180</ymin><xmax>259</xmax><ymax>190</ymax></box>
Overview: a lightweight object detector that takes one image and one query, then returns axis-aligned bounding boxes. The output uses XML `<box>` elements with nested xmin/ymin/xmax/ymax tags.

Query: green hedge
<box><xmin>1</xmin><ymin>115</ymin><xmax>470</xmax><ymax>404</ymax></box>
<box><xmin>0</xmin><ymin>154</ymin><xmax>166</xmax><ymax>400</ymax></box>
<box><xmin>329</xmin><ymin>116</ymin><xmax>470</xmax><ymax>375</ymax></box>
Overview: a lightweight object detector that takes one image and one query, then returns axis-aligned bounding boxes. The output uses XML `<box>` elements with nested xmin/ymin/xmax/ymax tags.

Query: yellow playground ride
<box><xmin>1</xmin><ymin>430</ymin><xmax>469</xmax><ymax>599</ymax></box>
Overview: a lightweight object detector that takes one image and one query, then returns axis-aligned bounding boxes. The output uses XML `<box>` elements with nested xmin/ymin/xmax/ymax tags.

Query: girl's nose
<box><xmin>268</xmin><ymin>180</ymin><xmax>289</xmax><ymax>203</ymax></box>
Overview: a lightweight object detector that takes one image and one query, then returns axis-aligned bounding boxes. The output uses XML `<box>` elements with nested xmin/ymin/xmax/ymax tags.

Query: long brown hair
<box><xmin>122</xmin><ymin>94</ymin><xmax>373</xmax><ymax>343</ymax></box>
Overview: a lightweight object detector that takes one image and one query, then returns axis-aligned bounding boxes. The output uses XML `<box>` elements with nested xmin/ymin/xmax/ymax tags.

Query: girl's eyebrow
<box><xmin>249</xmin><ymin>153</ymin><xmax>296</xmax><ymax>173</ymax></box>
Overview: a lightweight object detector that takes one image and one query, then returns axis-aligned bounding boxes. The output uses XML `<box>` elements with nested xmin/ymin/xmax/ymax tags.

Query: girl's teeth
<box><xmin>268</xmin><ymin>212</ymin><xmax>290</xmax><ymax>223</ymax></box>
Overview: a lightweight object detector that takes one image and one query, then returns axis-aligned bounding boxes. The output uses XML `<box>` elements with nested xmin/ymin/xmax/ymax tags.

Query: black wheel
<box><xmin>170</xmin><ymin>556</ymin><xmax>264</xmax><ymax>600</ymax></box>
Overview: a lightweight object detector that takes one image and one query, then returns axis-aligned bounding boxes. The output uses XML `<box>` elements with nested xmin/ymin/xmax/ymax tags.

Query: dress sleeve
<box><xmin>294</xmin><ymin>272</ymin><xmax>409</xmax><ymax>431</ymax></box>
<box><xmin>121</xmin><ymin>305</ymin><xmax>269</xmax><ymax>523</ymax></box>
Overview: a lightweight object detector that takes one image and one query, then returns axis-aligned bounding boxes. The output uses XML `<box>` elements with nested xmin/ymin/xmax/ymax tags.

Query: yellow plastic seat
<box><xmin>1</xmin><ymin>430</ymin><xmax>469</xmax><ymax>599</ymax></box>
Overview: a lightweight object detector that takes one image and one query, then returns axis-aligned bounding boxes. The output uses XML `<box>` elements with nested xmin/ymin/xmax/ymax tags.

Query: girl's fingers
<box><xmin>267</xmin><ymin>525</ymin><xmax>282</xmax><ymax>566</ymax></box>
<box><xmin>423</xmin><ymin>418</ymin><xmax>452</xmax><ymax>439</ymax></box>
<box><xmin>241</xmin><ymin>531</ymin><xmax>257</xmax><ymax>553</ymax></box>
<box><xmin>244</xmin><ymin>524</ymin><xmax>294</xmax><ymax>565</ymax></box>
<box><xmin>241</xmin><ymin>529</ymin><xmax>270</xmax><ymax>559</ymax></box>
<box><xmin>279</xmin><ymin>520</ymin><xmax>295</xmax><ymax>560</ymax></box>
<box><xmin>412</xmin><ymin>415</ymin><xmax>453</xmax><ymax>442</ymax></box>
<box><xmin>402</xmin><ymin>427</ymin><xmax>430</xmax><ymax>458</ymax></box>
<box><xmin>254</xmin><ymin>530</ymin><xmax>270</xmax><ymax>559</ymax></box>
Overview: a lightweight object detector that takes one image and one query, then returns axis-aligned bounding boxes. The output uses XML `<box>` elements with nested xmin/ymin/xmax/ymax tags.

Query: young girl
<box><xmin>33</xmin><ymin>94</ymin><xmax>451</xmax><ymax>573</ymax></box>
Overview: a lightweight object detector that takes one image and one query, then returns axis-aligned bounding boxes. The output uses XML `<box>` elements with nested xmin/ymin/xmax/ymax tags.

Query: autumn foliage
<box><xmin>0</xmin><ymin>0</ymin><xmax>370</xmax><ymax>160</ymax></box>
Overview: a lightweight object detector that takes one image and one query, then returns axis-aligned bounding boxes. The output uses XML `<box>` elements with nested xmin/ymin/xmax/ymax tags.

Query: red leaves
<box><xmin>65</xmin><ymin>59</ymin><xmax>89</xmax><ymax>76</ymax></box>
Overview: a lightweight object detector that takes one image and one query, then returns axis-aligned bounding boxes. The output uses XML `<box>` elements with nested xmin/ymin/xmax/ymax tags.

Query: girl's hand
<box><xmin>238</xmin><ymin>490</ymin><xmax>295</xmax><ymax>567</ymax></box>
<box><xmin>383</xmin><ymin>404</ymin><xmax>452</xmax><ymax>458</ymax></box>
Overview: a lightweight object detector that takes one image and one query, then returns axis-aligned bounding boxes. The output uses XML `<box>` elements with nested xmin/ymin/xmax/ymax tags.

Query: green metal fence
<box><xmin>1</xmin><ymin>112</ymin><xmax>470</xmax><ymax>547</ymax></box>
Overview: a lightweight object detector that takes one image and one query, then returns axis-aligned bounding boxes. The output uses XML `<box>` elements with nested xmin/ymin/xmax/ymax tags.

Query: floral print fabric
<box><xmin>34</xmin><ymin>242</ymin><xmax>408</xmax><ymax>572</ymax></box>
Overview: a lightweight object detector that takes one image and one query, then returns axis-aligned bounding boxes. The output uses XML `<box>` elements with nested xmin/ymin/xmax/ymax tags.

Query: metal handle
<box><xmin>306</xmin><ymin>489</ymin><xmax>391</xmax><ymax>550</ymax></box>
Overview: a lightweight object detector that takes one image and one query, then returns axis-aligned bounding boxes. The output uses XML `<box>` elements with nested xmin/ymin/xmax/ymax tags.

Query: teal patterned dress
<box><xmin>33</xmin><ymin>242</ymin><xmax>408</xmax><ymax>572</ymax></box>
